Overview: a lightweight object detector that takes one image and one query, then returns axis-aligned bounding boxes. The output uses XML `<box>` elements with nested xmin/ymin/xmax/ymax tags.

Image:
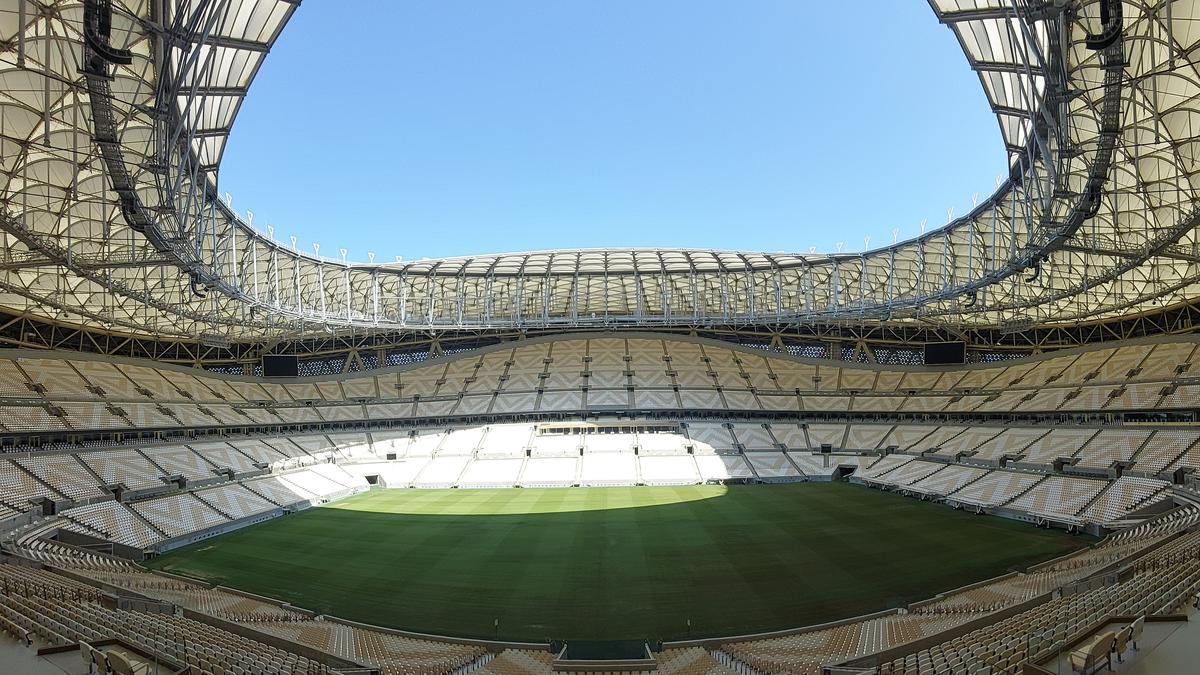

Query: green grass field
<box><xmin>149</xmin><ymin>483</ymin><xmax>1089</xmax><ymax>641</ymax></box>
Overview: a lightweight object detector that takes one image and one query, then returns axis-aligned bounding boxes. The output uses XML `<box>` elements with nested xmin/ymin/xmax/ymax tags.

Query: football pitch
<box><xmin>148</xmin><ymin>483</ymin><xmax>1089</xmax><ymax>641</ymax></box>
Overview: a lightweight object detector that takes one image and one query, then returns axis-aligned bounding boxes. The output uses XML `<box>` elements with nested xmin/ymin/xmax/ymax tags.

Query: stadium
<box><xmin>2</xmin><ymin>0</ymin><xmax>1200</xmax><ymax>673</ymax></box>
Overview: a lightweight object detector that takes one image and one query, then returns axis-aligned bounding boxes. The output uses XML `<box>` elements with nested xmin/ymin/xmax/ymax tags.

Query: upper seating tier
<box><xmin>0</xmin><ymin>336</ymin><xmax>1196</xmax><ymax>435</ymax></box>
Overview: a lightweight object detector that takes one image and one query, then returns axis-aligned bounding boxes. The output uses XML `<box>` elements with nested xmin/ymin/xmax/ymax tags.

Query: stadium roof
<box><xmin>1</xmin><ymin>0</ymin><xmax>1199</xmax><ymax>340</ymax></box>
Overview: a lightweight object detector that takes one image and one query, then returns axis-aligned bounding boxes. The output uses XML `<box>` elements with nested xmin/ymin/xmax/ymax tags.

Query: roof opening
<box><xmin>219</xmin><ymin>2</ymin><xmax>1004</xmax><ymax>262</ymax></box>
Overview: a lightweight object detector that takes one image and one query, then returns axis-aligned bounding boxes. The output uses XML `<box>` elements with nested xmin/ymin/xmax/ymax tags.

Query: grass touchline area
<box><xmin>149</xmin><ymin>483</ymin><xmax>1090</xmax><ymax>642</ymax></box>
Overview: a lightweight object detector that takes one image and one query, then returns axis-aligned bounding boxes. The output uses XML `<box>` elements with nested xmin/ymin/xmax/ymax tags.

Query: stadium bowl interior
<box><xmin>3</xmin><ymin>1</ymin><xmax>1200</xmax><ymax>674</ymax></box>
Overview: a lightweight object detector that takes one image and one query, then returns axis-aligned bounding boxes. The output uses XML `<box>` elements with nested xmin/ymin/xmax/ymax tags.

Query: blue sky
<box><xmin>218</xmin><ymin>1</ymin><xmax>1004</xmax><ymax>262</ymax></box>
